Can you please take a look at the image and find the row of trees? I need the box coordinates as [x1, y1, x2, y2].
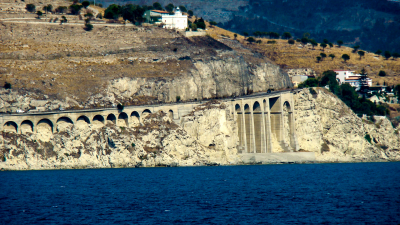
[104, 2, 193, 23]
[298, 71, 389, 116]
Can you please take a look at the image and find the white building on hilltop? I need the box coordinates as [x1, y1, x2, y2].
[333, 70, 372, 90]
[162, 7, 188, 30]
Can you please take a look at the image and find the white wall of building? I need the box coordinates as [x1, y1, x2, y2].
[162, 8, 188, 30]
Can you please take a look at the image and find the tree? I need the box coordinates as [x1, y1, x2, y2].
[375, 50, 382, 55]
[179, 5, 187, 12]
[43, 4, 53, 13]
[282, 32, 292, 39]
[328, 42, 333, 48]
[104, 4, 120, 20]
[117, 103, 124, 111]
[153, 2, 162, 10]
[243, 32, 249, 37]
[209, 21, 217, 26]
[247, 37, 255, 44]
[85, 12, 93, 19]
[298, 78, 319, 88]
[392, 52, 400, 60]
[288, 39, 295, 45]
[191, 23, 197, 31]
[309, 39, 318, 49]
[84, 23, 93, 31]
[329, 54, 335, 60]
[378, 70, 386, 77]
[82, 1, 90, 8]
[234, 34, 237, 39]
[4, 82, 11, 89]
[384, 51, 391, 60]
[36, 11, 43, 19]
[301, 37, 309, 46]
[316, 56, 322, 63]
[269, 32, 280, 39]
[323, 39, 329, 44]
[165, 3, 174, 13]
[358, 50, 365, 59]
[359, 68, 369, 95]
[337, 40, 343, 47]
[256, 40, 262, 44]
[69, 4, 83, 15]
[55, 6, 67, 14]
[26, 4, 35, 13]
[352, 45, 360, 53]
[320, 53, 327, 60]
[320, 43, 327, 51]
[342, 54, 350, 62]
[187, 10, 193, 17]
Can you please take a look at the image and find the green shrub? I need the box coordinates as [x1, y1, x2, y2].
[309, 88, 317, 95]
[84, 23, 93, 31]
[132, 143, 136, 147]
[288, 39, 295, 44]
[26, 4, 36, 13]
[364, 134, 372, 144]
[117, 103, 124, 110]
[4, 82, 11, 89]
[267, 40, 276, 44]
[176, 96, 181, 102]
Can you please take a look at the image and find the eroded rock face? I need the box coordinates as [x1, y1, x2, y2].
[0, 102, 241, 170]
[294, 88, 400, 162]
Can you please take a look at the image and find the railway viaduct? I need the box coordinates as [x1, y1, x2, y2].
[0, 90, 299, 153]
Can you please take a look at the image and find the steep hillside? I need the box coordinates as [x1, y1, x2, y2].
[0, 13, 291, 112]
[206, 24, 400, 86]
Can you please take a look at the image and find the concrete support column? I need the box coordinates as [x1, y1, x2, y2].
[261, 104, 267, 153]
[242, 101, 248, 153]
[250, 110, 256, 153]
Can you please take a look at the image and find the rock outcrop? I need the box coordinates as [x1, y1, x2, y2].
[294, 88, 400, 162]
[0, 101, 241, 170]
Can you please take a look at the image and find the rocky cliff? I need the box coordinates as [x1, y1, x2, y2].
[0, 101, 240, 170]
[294, 88, 400, 162]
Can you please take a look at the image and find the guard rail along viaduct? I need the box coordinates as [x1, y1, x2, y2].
[1, 90, 311, 161]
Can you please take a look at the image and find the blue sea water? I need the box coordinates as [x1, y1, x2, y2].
[1, 162, 400, 224]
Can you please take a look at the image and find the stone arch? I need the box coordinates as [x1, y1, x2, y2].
[77, 115, 90, 124]
[37, 119, 53, 133]
[20, 120, 34, 133]
[244, 104, 251, 153]
[235, 104, 241, 112]
[253, 101, 262, 153]
[263, 99, 268, 111]
[168, 110, 174, 120]
[118, 112, 129, 127]
[107, 114, 116, 125]
[56, 117, 74, 132]
[142, 109, 152, 120]
[93, 115, 105, 123]
[283, 101, 291, 112]
[4, 121, 18, 133]
[130, 111, 140, 127]
[92, 115, 105, 128]
[253, 101, 261, 112]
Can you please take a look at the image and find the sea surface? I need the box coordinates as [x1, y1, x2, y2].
[1, 162, 400, 224]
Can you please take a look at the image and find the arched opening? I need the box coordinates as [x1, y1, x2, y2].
[283, 101, 293, 150]
[77, 116, 90, 124]
[168, 110, 174, 120]
[37, 119, 53, 134]
[130, 111, 140, 127]
[270, 97, 282, 148]
[21, 120, 34, 133]
[107, 114, 116, 125]
[4, 121, 18, 133]
[244, 104, 252, 153]
[56, 117, 74, 132]
[92, 115, 105, 127]
[253, 101, 262, 153]
[142, 109, 152, 120]
[118, 112, 129, 127]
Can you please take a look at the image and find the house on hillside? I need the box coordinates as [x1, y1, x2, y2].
[143, 7, 188, 30]
[333, 70, 372, 90]
[143, 9, 169, 24]
[161, 7, 188, 30]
